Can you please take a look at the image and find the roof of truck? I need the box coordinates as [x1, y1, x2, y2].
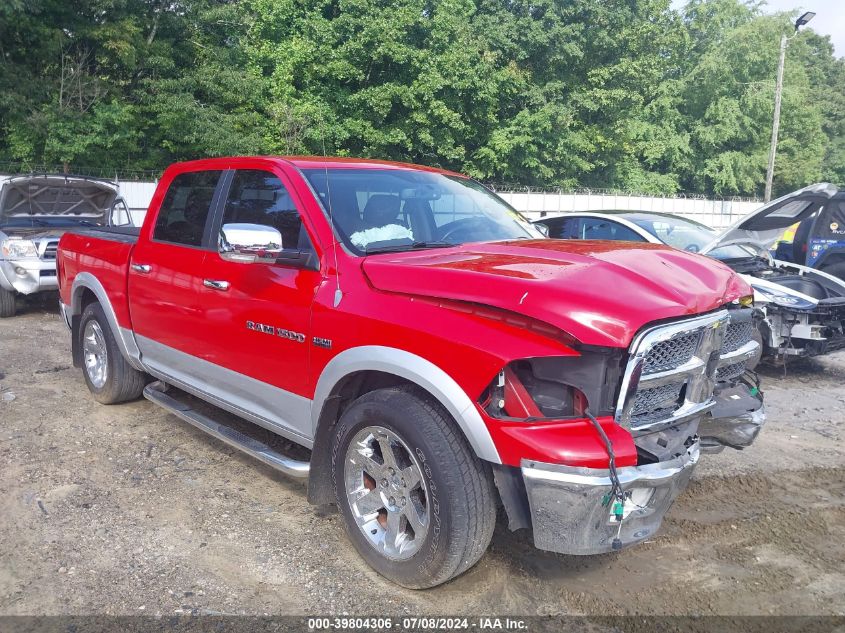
[167, 156, 467, 178]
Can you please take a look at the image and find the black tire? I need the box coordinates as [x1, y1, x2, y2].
[821, 261, 845, 282]
[0, 288, 16, 318]
[79, 302, 146, 404]
[331, 386, 496, 589]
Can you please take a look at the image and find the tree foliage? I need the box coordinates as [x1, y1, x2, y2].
[0, 0, 843, 196]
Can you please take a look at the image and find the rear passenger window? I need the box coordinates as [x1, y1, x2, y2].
[581, 219, 643, 242]
[153, 171, 221, 246]
[221, 170, 313, 253]
[544, 217, 581, 239]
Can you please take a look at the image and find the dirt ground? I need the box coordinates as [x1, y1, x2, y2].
[1, 298, 844, 617]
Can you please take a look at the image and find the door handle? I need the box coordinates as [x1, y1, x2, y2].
[203, 279, 230, 291]
[131, 264, 152, 274]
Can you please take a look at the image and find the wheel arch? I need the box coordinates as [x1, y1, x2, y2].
[306, 346, 501, 505]
[69, 272, 144, 370]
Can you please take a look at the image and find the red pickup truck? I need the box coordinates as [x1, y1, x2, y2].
[57, 157, 764, 588]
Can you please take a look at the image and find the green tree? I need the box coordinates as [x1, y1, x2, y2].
[1, 0, 843, 196]
[677, 1, 828, 196]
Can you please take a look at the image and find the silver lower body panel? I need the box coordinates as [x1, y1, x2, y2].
[521, 444, 699, 555]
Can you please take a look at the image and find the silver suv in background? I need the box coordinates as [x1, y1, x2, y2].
[0, 174, 133, 317]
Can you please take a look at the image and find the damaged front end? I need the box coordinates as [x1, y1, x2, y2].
[761, 298, 845, 358]
[485, 305, 765, 556]
[522, 444, 698, 555]
[700, 377, 765, 452]
[619, 306, 764, 461]
[699, 307, 766, 452]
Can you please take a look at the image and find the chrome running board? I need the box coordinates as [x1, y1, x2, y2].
[143, 380, 310, 478]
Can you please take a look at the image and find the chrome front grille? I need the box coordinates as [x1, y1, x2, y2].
[616, 309, 760, 432]
[630, 381, 685, 416]
[39, 240, 59, 260]
[716, 310, 758, 383]
[642, 332, 700, 374]
[716, 361, 746, 382]
[722, 320, 752, 354]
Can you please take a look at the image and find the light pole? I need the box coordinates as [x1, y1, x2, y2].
[764, 11, 815, 202]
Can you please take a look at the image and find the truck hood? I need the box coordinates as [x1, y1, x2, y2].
[701, 183, 839, 255]
[362, 239, 750, 348]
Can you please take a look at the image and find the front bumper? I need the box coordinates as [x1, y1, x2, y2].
[521, 443, 699, 555]
[699, 381, 765, 452]
[0, 258, 58, 295]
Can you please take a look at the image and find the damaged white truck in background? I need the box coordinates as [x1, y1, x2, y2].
[0, 174, 133, 317]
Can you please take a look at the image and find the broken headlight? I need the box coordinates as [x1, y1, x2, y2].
[480, 350, 626, 421]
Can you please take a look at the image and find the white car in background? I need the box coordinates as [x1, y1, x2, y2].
[534, 187, 845, 363]
[0, 174, 133, 317]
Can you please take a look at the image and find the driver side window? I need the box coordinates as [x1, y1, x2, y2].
[221, 169, 314, 254]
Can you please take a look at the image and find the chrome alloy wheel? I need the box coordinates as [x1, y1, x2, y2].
[344, 426, 430, 560]
[82, 320, 109, 389]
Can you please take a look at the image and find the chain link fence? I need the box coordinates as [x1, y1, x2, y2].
[0, 161, 162, 182]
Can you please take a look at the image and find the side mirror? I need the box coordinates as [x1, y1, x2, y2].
[219, 223, 283, 263]
[535, 223, 550, 237]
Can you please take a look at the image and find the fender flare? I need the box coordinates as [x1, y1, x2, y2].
[312, 345, 501, 464]
[69, 272, 144, 370]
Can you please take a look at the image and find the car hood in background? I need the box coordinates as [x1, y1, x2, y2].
[0, 175, 119, 225]
[0, 227, 68, 240]
[701, 183, 839, 255]
[362, 239, 750, 348]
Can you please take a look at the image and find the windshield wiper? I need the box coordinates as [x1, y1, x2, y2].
[364, 241, 456, 254]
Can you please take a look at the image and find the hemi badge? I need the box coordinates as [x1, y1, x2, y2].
[313, 337, 332, 349]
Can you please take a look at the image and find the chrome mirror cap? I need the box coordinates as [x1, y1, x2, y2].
[218, 223, 283, 263]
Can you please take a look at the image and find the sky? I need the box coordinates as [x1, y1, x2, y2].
[671, 0, 845, 57]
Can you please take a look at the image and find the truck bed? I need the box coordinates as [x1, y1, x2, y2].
[57, 229, 138, 330]
[65, 225, 140, 243]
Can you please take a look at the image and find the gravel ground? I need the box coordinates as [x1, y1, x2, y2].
[1, 298, 844, 616]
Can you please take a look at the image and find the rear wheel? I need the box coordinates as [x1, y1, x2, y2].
[79, 302, 146, 404]
[331, 386, 496, 589]
[0, 288, 16, 318]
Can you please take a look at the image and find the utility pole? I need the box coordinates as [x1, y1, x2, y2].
[764, 11, 815, 202]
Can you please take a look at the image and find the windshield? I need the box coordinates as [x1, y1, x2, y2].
[302, 169, 542, 253]
[628, 215, 753, 261]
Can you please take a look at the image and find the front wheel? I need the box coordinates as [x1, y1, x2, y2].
[332, 387, 496, 589]
[79, 302, 146, 404]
